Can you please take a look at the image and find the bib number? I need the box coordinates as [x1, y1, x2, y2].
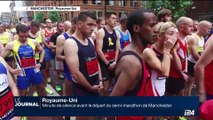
[20, 58, 36, 68]
[0, 89, 14, 116]
[104, 51, 115, 62]
[86, 58, 99, 77]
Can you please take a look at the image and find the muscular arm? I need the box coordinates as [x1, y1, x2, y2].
[110, 56, 141, 96]
[96, 29, 109, 65]
[49, 35, 57, 49]
[115, 31, 121, 62]
[64, 39, 93, 91]
[56, 35, 65, 61]
[187, 36, 200, 61]
[170, 43, 182, 75]
[194, 35, 213, 95]
[0, 57, 19, 96]
[34, 41, 45, 63]
[0, 42, 13, 58]
[143, 48, 171, 77]
[42, 30, 50, 48]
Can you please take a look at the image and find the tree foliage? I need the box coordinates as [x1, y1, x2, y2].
[36, 12, 44, 23]
[48, 11, 62, 23]
[142, 0, 193, 21]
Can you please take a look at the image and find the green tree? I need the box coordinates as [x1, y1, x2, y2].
[142, 0, 193, 21]
[48, 11, 62, 23]
[36, 12, 44, 23]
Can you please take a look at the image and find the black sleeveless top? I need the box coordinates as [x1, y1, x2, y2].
[101, 27, 117, 62]
[71, 36, 99, 85]
[117, 51, 149, 96]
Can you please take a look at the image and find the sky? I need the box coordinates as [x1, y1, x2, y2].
[0, 1, 11, 15]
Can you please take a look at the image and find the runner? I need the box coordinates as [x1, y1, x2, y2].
[63, 21, 71, 32]
[110, 8, 157, 120]
[143, 22, 178, 96]
[194, 34, 213, 103]
[0, 23, 15, 78]
[50, 21, 65, 92]
[1, 24, 46, 97]
[56, 17, 77, 96]
[56, 18, 77, 120]
[28, 20, 46, 96]
[41, 18, 55, 95]
[117, 14, 131, 50]
[64, 11, 103, 120]
[96, 12, 120, 95]
[91, 17, 106, 42]
[186, 20, 212, 96]
[165, 17, 194, 96]
[193, 19, 199, 33]
[0, 57, 19, 120]
[157, 8, 172, 22]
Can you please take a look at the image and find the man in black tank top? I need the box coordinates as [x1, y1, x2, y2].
[96, 12, 121, 95]
[110, 9, 157, 120]
[64, 11, 103, 120]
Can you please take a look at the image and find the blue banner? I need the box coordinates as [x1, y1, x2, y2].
[14, 96, 199, 116]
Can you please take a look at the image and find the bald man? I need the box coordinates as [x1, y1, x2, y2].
[64, 21, 71, 32]
[56, 17, 78, 98]
[165, 17, 194, 96]
[186, 20, 212, 95]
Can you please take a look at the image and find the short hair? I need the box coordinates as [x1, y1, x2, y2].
[77, 11, 96, 22]
[57, 21, 63, 26]
[106, 12, 116, 19]
[45, 18, 51, 23]
[157, 9, 172, 21]
[71, 17, 78, 24]
[176, 16, 193, 29]
[96, 17, 105, 24]
[16, 24, 29, 34]
[159, 22, 176, 34]
[31, 20, 40, 28]
[19, 17, 24, 21]
[120, 14, 127, 23]
[153, 22, 164, 33]
[127, 8, 152, 36]
[198, 20, 212, 28]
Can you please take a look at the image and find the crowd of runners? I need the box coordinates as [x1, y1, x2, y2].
[0, 7, 213, 120]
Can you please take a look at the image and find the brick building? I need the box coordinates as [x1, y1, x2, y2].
[31, 0, 141, 22]
[187, 1, 213, 22]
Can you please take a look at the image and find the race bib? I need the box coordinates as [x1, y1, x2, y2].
[123, 41, 130, 48]
[0, 88, 14, 117]
[20, 58, 36, 68]
[86, 58, 99, 77]
[104, 51, 115, 62]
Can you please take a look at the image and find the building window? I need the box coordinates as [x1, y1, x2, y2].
[130, 0, 138, 7]
[92, 0, 101, 5]
[71, 12, 74, 18]
[98, 11, 102, 18]
[119, 11, 127, 18]
[106, 0, 115, 6]
[92, 10, 97, 17]
[119, 0, 127, 7]
[83, 0, 88, 4]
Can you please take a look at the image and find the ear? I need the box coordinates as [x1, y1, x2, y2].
[133, 24, 140, 33]
[78, 21, 83, 28]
